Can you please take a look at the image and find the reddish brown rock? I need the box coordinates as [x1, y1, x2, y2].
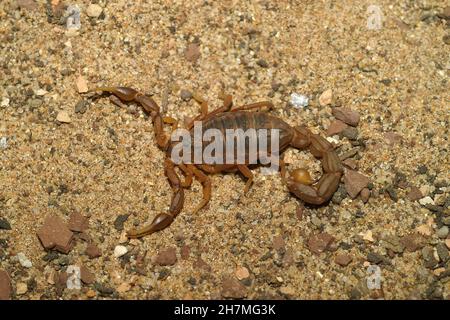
[332, 107, 360, 126]
[221, 277, 247, 299]
[185, 43, 200, 63]
[308, 233, 335, 254]
[180, 245, 190, 260]
[193, 257, 211, 272]
[154, 247, 177, 266]
[407, 186, 423, 201]
[296, 205, 304, 220]
[384, 132, 402, 145]
[0, 270, 12, 300]
[85, 243, 102, 259]
[343, 158, 358, 170]
[360, 188, 371, 203]
[400, 234, 425, 252]
[272, 235, 285, 251]
[16, 0, 38, 11]
[326, 120, 348, 136]
[68, 212, 89, 232]
[80, 266, 95, 284]
[335, 253, 353, 266]
[37, 215, 74, 254]
[282, 248, 295, 266]
[344, 169, 370, 199]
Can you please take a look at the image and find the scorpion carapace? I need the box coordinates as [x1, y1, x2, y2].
[90, 87, 343, 238]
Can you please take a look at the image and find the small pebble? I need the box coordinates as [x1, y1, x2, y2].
[74, 100, 88, 114]
[319, 89, 333, 106]
[307, 233, 334, 254]
[344, 169, 370, 199]
[56, 111, 72, 123]
[436, 226, 449, 239]
[16, 282, 27, 295]
[0, 270, 12, 300]
[335, 253, 352, 266]
[1, 97, 9, 107]
[221, 277, 247, 298]
[117, 282, 131, 294]
[180, 89, 193, 101]
[37, 215, 74, 254]
[360, 188, 370, 203]
[114, 245, 128, 258]
[332, 107, 360, 126]
[419, 196, 434, 206]
[290, 93, 309, 108]
[185, 43, 200, 63]
[326, 120, 348, 136]
[0, 217, 11, 230]
[86, 4, 103, 18]
[341, 127, 359, 140]
[384, 132, 402, 145]
[16, 252, 32, 268]
[68, 212, 89, 232]
[235, 266, 250, 280]
[113, 214, 129, 231]
[416, 224, 432, 237]
[76, 75, 89, 93]
[256, 59, 269, 68]
[280, 286, 295, 296]
[407, 186, 423, 201]
[85, 243, 102, 259]
[154, 247, 177, 266]
[0, 137, 8, 150]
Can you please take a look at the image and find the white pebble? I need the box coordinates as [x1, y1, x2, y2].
[17, 252, 32, 268]
[290, 93, 309, 108]
[114, 245, 128, 258]
[34, 89, 47, 96]
[419, 196, 434, 206]
[1, 97, 9, 107]
[0, 137, 7, 150]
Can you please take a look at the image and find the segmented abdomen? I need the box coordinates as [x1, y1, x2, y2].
[185, 111, 293, 164]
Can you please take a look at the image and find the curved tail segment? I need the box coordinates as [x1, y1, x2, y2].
[288, 126, 343, 205]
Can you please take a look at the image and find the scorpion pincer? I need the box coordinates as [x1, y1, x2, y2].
[89, 87, 343, 238]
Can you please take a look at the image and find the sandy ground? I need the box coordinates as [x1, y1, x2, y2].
[0, 0, 449, 300]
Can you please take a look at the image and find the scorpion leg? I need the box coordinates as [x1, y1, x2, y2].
[187, 164, 212, 214]
[186, 93, 234, 130]
[237, 164, 254, 193]
[127, 159, 184, 238]
[178, 163, 193, 188]
[231, 101, 274, 112]
[287, 127, 343, 205]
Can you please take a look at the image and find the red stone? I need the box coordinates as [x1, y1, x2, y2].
[0, 270, 12, 300]
[308, 233, 335, 254]
[332, 107, 360, 126]
[37, 215, 74, 254]
[326, 120, 348, 136]
[221, 277, 247, 299]
[68, 212, 89, 232]
[154, 247, 177, 266]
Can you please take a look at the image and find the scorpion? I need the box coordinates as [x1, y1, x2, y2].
[89, 86, 343, 238]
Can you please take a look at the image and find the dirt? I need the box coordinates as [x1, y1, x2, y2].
[0, 1, 449, 300]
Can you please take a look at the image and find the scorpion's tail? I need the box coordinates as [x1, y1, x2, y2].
[287, 126, 343, 205]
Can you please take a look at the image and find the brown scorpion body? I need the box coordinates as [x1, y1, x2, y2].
[90, 87, 343, 238]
